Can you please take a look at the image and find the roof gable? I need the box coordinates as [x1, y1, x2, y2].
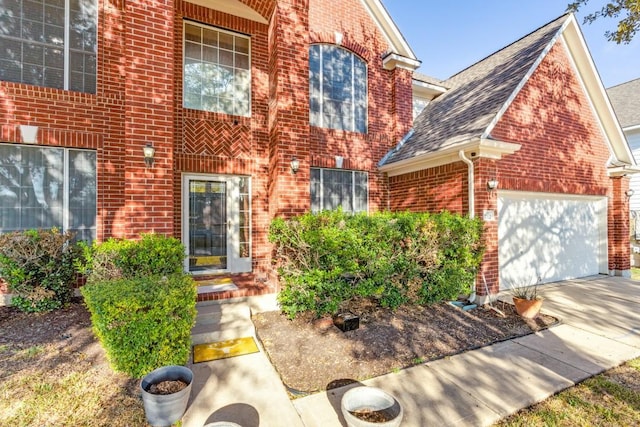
[381, 14, 635, 175]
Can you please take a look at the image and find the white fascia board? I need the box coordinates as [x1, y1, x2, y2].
[188, 0, 268, 23]
[608, 165, 640, 177]
[561, 15, 635, 166]
[412, 79, 448, 99]
[360, 0, 418, 60]
[379, 138, 521, 177]
[624, 124, 640, 133]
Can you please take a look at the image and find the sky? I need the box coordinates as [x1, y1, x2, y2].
[383, 0, 640, 89]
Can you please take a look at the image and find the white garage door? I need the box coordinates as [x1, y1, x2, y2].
[498, 191, 607, 290]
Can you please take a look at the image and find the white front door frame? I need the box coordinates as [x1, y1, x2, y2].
[182, 173, 251, 275]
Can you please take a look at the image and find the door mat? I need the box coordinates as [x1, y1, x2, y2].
[196, 278, 238, 294]
[193, 337, 259, 363]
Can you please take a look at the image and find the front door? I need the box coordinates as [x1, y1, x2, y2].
[183, 174, 251, 274]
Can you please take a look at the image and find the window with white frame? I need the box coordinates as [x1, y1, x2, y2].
[183, 22, 251, 117]
[0, 144, 97, 242]
[0, 0, 97, 93]
[309, 44, 367, 133]
[311, 168, 368, 213]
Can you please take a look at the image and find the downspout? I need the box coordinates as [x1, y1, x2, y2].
[459, 150, 476, 302]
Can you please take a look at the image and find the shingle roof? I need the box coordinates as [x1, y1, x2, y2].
[607, 78, 640, 129]
[413, 72, 449, 89]
[382, 14, 569, 165]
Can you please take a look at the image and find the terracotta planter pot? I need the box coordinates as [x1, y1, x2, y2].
[513, 297, 543, 319]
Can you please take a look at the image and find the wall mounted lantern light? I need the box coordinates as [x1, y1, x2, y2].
[487, 178, 499, 191]
[143, 143, 155, 167]
[290, 156, 300, 174]
[626, 189, 635, 199]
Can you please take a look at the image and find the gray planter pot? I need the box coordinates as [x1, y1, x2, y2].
[341, 386, 403, 427]
[140, 365, 193, 427]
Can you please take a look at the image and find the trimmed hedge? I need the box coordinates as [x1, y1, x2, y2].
[81, 273, 197, 378]
[0, 228, 78, 313]
[77, 233, 185, 284]
[269, 210, 484, 318]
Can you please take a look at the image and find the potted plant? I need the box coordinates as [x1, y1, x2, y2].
[510, 283, 543, 319]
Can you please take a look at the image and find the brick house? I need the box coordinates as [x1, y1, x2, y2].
[382, 14, 635, 301]
[0, 1, 633, 304]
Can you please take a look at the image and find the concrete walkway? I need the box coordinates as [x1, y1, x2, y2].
[183, 276, 640, 427]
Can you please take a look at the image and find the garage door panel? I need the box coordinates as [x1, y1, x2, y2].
[498, 193, 606, 289]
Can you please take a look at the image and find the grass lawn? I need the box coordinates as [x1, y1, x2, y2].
[631, 267, 640, 281]
[495, 358, 640, 426]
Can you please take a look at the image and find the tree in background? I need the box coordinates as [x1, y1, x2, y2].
[568, 0, 640, 43]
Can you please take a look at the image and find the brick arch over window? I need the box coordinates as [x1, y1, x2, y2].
[237, 0, 276, 22]
[309, 31, 372, 63]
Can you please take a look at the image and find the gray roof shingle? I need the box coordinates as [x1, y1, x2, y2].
[382, 14, 568, 165]
[607, 78, 640, 129]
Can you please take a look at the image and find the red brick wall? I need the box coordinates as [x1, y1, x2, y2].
[307, 0, 413, 212]
[0, 0, 127, 241]
[0, 0, 414, 295]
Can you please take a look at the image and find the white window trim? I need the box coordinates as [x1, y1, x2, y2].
[0, 144, 97, 240]
[182, 20, 252, 117]
[310, 44, 368, 133]
[311, 168, 369, 213]
[0, 0, 97, 92]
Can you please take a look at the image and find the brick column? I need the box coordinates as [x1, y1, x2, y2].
[474, 158, 500, 298]
[123, 0, 175, 238]
[268, 0, 310, 218]
[609, 176, 631, 275]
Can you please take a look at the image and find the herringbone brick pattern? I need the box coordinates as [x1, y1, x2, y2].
[182, 118, 252, 158]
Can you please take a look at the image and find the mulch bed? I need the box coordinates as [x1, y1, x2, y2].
[253, 299, 557, 394]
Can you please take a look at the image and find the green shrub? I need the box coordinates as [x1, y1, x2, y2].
[0, 228, 79, 313]
[77, 233, 185, 284]
[81, 273, 197, 378]
[270, 210, 484, 318]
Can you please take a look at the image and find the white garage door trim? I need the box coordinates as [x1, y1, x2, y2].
[498, 190, 608, 290]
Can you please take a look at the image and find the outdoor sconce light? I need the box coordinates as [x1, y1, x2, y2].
[487, 178, 499, 191]
[626, 189, 635, 199]
[143, 143, 155, 167]
[290, 156, 300, 174]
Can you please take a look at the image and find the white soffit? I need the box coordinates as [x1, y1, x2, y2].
[379, 138, 521, 176]
[187, 0, 268, 24]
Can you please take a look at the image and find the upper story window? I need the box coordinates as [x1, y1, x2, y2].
[183, 22, 251, 117]
[311, 168, 368, 214]
[309, 44, 367, 133]
[0, 144, 97, 242]
[0, 0, 97, 93]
